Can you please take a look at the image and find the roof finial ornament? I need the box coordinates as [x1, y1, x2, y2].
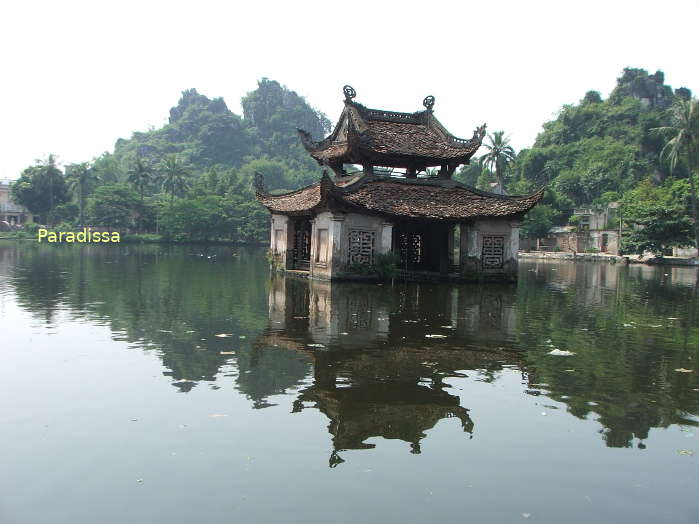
[343, 85, 356, 101]
[423, 95, 435, 110]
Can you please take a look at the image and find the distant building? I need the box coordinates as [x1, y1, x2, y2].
[538, 203, 621, 255]
[255, 86, 543, 282]
[0, 179, 33, 227]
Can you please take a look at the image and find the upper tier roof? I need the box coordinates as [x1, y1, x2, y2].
[254, 172, 544, 221]
[297, 86, 486, 170]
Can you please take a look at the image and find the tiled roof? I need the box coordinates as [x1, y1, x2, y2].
[298, 96, 485, 167]
[339, 178, 543, 219]
[360, 120, 482, 160]
[255, 179, 323, 214]
[255, 172, 544, 220]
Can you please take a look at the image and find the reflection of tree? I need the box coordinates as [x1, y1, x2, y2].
[518, 261, 699, 448]
[5, 242, 698, 453]
[4, 243, 306, 393]
[8, 244, 70, 323]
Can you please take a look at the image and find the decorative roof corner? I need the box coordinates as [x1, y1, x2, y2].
[296, 128, 317, 150]
[253, 171, 267, 197]
[319, 170, 335, 205]
[474, 123, 487, 143]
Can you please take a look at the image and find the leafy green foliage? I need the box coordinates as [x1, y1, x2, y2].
[374, 252, 400, 280]
[480, 131, 515, 192]
[159, 154, 190, 203]
[11, 155, 68, 224]
[65, 162, 98, 226]
[620, 180, 694, 254]
[508, 68, 697, 253]
[158, 196, 230, 241]
[86, 184, 139, 229]
[520, 204, 560, 239]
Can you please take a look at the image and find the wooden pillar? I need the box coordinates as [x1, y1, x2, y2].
[439, 223, 449, 277]
[439, 164, 449, 179]
[406, 166, 417, 178]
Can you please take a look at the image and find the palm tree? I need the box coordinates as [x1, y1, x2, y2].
[480, 131, 516, 194]
[66, 162, 96, 226]
[653, 98, 699, 251]
[159, 154, 190, 204]
[128, 156, 153, 232]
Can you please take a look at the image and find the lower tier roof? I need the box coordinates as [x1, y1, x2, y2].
[255, 172, 544, 220]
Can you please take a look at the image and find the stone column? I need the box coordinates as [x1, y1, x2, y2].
[379, 221, 393, 255]
[284, 217, 295, 269]
[328, 214, 346, 278]
[460, 222, 480, 278]
[505, 222, 521, 280]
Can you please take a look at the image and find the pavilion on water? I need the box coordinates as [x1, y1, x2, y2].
[255, 86, 543, 282]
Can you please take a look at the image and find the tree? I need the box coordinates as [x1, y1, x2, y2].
[159, 155, 190, 204]
[652, 97, 699, 250]
[158, 196, 230, 241]
[620, 180, 694, 255]
[86, 184, 138, 229]
[11, 155, 68, 224]
[520, 204, 559, 239]
[480, 131, 516, 193]
[66, 162, 98, 226]
[127, 156, 154, 232]
[91, 152, 124, 183]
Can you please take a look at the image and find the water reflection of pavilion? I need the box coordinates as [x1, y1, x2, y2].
[257, 276, 525, 465]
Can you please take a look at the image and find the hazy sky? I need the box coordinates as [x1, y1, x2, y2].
[2, 0, 697, 179]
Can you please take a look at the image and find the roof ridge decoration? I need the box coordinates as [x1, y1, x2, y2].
[297, 85, 488, 171]
[343, 85, 356, 101]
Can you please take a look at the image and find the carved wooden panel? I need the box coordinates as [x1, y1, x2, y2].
[349, 230, 375, 264]
[398, 232, 422, 266]
[482, 236, 504, 269]
[293, 221, 312, 270]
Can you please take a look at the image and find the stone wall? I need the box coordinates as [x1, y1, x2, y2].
[460, 219, 519, 282]
[270, 214, 293, 269]
[310, 212, 392, 279]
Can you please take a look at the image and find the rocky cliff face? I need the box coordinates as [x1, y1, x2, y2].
[610, 68, 691, 109]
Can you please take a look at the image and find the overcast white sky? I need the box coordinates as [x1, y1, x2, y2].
[1, 0, 697, 179]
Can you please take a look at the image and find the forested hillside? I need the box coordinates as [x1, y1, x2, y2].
[12, 79, 331, 241]
[11, 69, 698, 252]
[490, 68, 696, 248]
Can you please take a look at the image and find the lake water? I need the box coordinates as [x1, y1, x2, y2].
[1, 242, 697, 524]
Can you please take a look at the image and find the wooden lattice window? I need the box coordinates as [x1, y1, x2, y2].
[349, 230, 375, 264]
[482, 236, 505, 269]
